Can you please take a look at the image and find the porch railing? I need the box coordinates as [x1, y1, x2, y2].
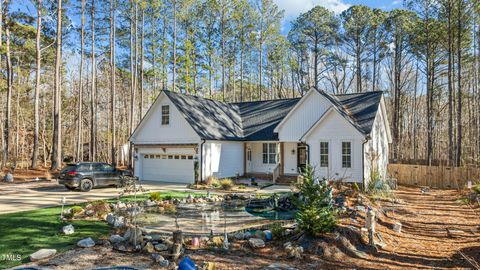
[272, 163, 280, 183]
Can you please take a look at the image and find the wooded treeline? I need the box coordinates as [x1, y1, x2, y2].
[0, 0, 479, 171]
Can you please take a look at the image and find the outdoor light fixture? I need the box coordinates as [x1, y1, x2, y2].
[291, 149, 296, 155]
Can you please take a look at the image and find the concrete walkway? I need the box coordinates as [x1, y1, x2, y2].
[0, 180, 290, 214]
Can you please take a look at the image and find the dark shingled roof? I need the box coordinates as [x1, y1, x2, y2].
[164, 89, 383, 141]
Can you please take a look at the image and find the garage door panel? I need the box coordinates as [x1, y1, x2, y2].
[142, 154, 194, 183]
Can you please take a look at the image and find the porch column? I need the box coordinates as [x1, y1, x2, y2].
[280, 142, 284, 176]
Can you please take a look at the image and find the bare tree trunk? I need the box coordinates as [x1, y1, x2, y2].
[162, 4, 167, 90]
[32, 0, 42, 168]
[447, 0, 454, 166]
[221, 0, 225, 101]
[139, 8, 144, 119]
[172, 0, 176, 91]
[456, 2, 462, 166]
[76, 0, 85, 162]
[51, 0, 63, 170]
[90, 0, 96, 161]
[2, 11, 12, 169]
[110, 0, 116, 165]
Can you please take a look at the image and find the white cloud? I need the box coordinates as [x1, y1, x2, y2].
[274, 0, 351, 19]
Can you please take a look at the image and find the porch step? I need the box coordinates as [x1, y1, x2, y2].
[275, 175, 299, 185]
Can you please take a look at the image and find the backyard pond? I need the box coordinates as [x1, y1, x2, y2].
[137, 199, 295, 236]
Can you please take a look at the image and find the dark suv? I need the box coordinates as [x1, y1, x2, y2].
[59, 162, 133, 192]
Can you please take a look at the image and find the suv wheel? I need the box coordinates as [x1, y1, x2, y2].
[80, 179, 93, 192]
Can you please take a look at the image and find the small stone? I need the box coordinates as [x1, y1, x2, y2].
[113, 216, 126, 228]
[155, 243, 168, 251]
[144, 235, 153, 241]
[149, 234, 164, 241]
[62, 224, 75, 235]
[244, 232, 252, 239]
[159, 259, 170, 268]
[77, 237, 95, 248]
[234, 232, 245, 240]
[29, 249, 57, 262]
[151, 253, 164, 263]
[248, 238, 265, 248]
[4, 173, 13, 183]
[262, 263, 298, 270]
[146, 200, 157, 207]
[393, 222, 402, 233]
[106, 213, 116, 225]
[144, 242, 155, 253]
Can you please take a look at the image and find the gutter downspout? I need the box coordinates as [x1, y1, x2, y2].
[199, 139, 206, 184]
[362, 135, 371, 191]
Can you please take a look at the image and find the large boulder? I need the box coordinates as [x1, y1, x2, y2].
[62, 224, 75, 235]
[77, 237, 95, 248]
[126, 227, 144, 245]
[29, 249, 56, 262]
[4, 172, 13, 183]
[248, 238, 265, 249]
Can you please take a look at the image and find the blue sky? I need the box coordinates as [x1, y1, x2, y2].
[275, 0, 404, 33]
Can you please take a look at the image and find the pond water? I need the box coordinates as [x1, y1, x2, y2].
[137, 200, 294, 235]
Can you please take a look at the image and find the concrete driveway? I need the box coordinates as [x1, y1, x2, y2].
[0, 181, 196, 214]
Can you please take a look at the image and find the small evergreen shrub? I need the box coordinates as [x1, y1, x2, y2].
[70, 206, 83, 216]
[293, 165, 336, 236]
[271, 223, 286, 240]
[149, 191, 162, 201]
[473, 184, 480, 194]
[220, 178, 234, 190]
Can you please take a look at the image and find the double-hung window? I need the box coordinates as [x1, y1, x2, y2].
[342, 141, 352, 168]
[320, 142, 329, 167]
[161, 105, 170, 125]
[262, 143, 277, 164]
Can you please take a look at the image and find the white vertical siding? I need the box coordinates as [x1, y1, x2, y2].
[283, 142, 298, 175]
[202, 141, 244, 179]
[305, 111, 364, 183]
[277, 90, 331, 141]
[130, 93, 200, 144]
[364, 101, 390, 184]
[249, 142, 279, 174]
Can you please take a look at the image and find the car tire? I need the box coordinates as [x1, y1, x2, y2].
[65, 185, 77, 191]
[80, 179, 93, 192]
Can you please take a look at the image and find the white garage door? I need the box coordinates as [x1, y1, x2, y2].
[142, 153, 195, 183]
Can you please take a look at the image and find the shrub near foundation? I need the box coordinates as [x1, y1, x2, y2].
[220, 178, 234, 190]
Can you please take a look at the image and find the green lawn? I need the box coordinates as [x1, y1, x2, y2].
[0, 190, 202, 269]
[0, 206, 110, 269]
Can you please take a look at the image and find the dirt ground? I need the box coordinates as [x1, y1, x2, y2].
[17, 186, 480, 270]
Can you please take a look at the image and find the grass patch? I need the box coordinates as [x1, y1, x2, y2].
[0, 206, 110, 269]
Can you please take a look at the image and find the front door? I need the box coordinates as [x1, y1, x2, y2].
[297, 144, 307, 173]
[246, 147, 252, 173]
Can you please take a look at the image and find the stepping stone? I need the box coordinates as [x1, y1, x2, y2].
[29, 249, 57, 262]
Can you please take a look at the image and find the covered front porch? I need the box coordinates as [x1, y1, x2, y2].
[244, 142, 307, 183]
